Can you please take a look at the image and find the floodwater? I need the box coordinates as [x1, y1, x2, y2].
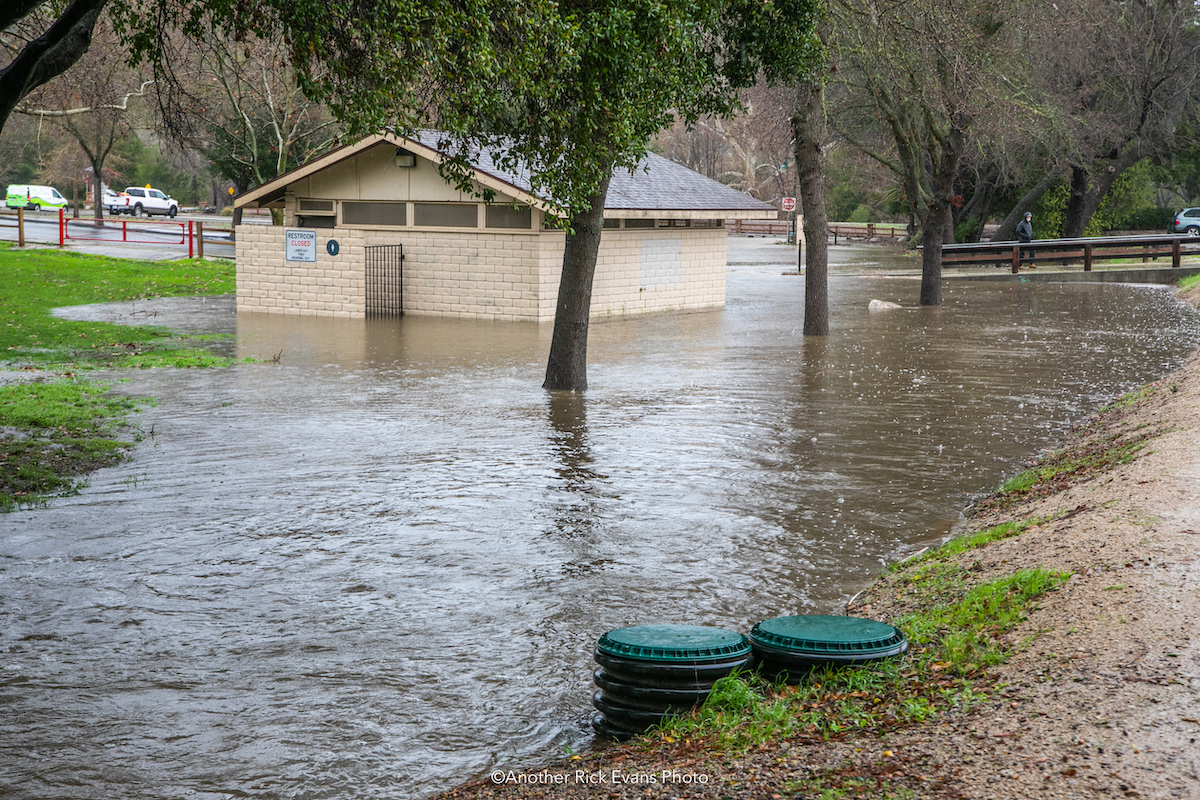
[4, 240, 1200, 799]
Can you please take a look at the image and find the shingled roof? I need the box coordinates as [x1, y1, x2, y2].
[412, 131, 774, 213]
[237, 130, 776, 217]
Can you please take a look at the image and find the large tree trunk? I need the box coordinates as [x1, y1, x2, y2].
[920, 201, 947, 306]
[89, 153, 105, 223]
[793, 81, 828, 337]
[920, 125, 964, 306]
[543, 175, 611, 391]
[1061, 145, 1140, 238]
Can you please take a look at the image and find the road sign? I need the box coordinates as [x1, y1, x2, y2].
[782, 197, 796, 212]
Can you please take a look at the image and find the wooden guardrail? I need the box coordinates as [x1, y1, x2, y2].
[725, 219, 909, 242]
[940, 234, 1200, 273]
[826, 222, 907, 243]
[726, 219, 790, 235]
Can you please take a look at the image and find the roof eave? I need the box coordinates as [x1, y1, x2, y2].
[233, 132, 555, 213]
[604, 208, 778, 220]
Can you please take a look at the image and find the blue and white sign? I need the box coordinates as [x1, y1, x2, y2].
[326, 239, 340, 256]
[285, 229, 317, 262]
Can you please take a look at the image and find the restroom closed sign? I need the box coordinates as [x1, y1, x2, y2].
[285, 230, 318, 262]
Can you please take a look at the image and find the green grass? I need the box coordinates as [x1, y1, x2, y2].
[0, 379, 148, 510]
[1179, 272, 1200, 291]
[0, 245, 237, 509]
[892, 519, 1038, 568]
[994, 425, 1157, 504]
[656, 558, 1068, 752]
[0, 244, 234, 368]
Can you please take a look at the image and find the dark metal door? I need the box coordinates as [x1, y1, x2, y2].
[365, 244, 404, 317]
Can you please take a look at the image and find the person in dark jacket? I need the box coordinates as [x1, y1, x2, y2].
[1016, 211, 1036, 269]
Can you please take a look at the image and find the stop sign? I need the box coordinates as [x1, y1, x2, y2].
[781, 197, 796, 212]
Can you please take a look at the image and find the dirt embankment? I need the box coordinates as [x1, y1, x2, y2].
[439, 288, 1200, 800]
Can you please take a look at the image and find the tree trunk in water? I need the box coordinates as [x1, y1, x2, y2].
[793, 82, 828, 337]
[991, 175, 1055, 241]
[920, 127, 963, 306]
[543, 175, 611, 391]
[920, 200, 946, 306]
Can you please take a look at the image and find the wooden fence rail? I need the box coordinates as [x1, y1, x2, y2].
[724, 219, 909, 241]
[939, 234, 1200, 273]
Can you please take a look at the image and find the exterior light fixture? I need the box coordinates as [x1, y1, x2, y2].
[394, 149, 416, 168]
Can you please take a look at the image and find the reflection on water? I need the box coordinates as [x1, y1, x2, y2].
[8, 244, 1200, 799]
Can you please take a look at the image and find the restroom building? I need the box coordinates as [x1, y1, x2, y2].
[233, 131, 777, 321]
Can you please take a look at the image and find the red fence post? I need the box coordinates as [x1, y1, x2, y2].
[58, 208, 64, 246]
[17, 208, 24, 247]
[188, 220, 194, 258]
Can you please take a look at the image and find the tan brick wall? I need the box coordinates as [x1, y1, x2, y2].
[236, 227, 367, 318]
[236, 225, 726, 321]
[535, 227, 727, 321]
[367, 229, 542, 321]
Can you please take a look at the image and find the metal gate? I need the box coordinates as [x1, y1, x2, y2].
[365, 244, 404, 317]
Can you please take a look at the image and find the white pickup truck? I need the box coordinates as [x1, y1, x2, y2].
[107, 186, 179, 218]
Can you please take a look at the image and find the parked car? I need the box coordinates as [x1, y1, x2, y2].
[1171, 207, 1200, 235]
[5, 184, 68, 211]
[110, 186, 179, 217]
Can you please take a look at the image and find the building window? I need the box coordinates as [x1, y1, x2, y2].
[624, 218, 655, 229]
[344, 201, 407, 227]
[603, 218, 621, 229]
[414, 203, 478, 228]
[485, 204, 532, 229]
[298, 198, 334, 213]
[297, 215, 336, 229]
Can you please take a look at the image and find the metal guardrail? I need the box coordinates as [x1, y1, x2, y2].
[940, 234, 1200, 273]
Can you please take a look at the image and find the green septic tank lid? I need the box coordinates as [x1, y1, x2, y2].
[597, 624, 751, 662]
[750, 615, 906, 657]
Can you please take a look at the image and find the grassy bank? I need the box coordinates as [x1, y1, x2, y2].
[0, 245, 236, 510]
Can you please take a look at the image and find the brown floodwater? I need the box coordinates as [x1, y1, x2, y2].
[4, 240, 1199, 798]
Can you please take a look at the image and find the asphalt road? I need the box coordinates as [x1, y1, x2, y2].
[0, 210, 238, 260]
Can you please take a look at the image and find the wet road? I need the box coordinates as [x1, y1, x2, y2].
[3, 239, 1199, 798]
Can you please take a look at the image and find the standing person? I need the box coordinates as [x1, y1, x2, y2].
[1016, 211, 1036, 269]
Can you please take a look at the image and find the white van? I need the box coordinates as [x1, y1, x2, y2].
[5, 184, 68, 210]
